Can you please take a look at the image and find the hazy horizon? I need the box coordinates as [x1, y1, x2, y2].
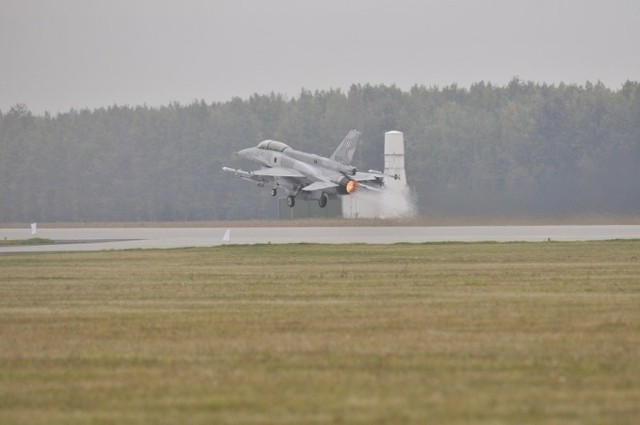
[2, 0, 639, 114]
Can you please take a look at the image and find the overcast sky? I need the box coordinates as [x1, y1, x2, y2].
[1, 0, 639, 114]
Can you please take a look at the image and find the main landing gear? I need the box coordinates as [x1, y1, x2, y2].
[284, 193, 327, 208]
[318, 193, 328, 208]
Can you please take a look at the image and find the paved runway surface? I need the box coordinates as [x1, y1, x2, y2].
[1, 225, 639, 253]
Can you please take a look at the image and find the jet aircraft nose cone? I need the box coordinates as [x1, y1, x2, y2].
[236, 148, 250, 159]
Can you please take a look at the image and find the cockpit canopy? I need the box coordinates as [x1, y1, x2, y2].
[257, 140, 290, 152]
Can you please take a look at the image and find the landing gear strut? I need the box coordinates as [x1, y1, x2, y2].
[286, 195, 296, 208]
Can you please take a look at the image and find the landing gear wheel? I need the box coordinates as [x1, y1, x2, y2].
[270, 188, 277, 197]
[286, 195, 296, 208]
[318, 193, 328, 208]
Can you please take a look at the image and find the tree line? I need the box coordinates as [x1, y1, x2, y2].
[1, 79, 639, 222]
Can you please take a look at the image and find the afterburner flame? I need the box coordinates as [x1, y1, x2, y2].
[346, 180, 358, 194]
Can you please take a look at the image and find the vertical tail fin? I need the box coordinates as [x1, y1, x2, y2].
[330, 129, 360, 165]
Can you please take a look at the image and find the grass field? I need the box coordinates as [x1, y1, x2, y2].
[1, 241, 639, 424]
[0, 238, 54, 246]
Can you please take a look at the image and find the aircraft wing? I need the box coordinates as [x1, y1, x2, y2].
[301, 181, 339, 192]
[252, 167, 306, 178]
[222, 166, 304, 187]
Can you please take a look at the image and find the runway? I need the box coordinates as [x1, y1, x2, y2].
[1, 225, 639, 253]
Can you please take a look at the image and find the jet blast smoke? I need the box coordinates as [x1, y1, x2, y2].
[348, 183, 417, 219]
[378, 184, 417, 219]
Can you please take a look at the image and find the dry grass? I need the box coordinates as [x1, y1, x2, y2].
[0, 238, 54, 246]
[1, 241, 639, 424]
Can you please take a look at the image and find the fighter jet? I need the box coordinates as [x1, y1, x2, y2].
[222, 130, 398, 208]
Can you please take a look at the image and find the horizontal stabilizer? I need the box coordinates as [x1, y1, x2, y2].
[352, 171, 382, 182]
[368, 169, 400, 180]
[358, 183, 383, 192]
